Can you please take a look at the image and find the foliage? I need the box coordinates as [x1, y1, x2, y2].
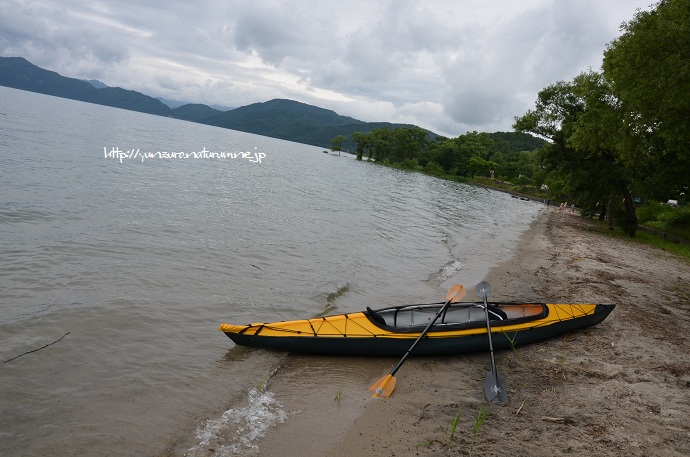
[329, 135, 347, 153]
[399, 158, 420, 170]
[637, 202, 690, 239]
[513, 76, 640, 232]
[345, 127, 543, 183]
[603, 0, 690, 158]
[513, 0, 690, 236]
[424, 161, 444, 176]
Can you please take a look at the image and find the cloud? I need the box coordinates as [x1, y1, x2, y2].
[0, 1, 129, 76]
[0, 0, 654, 137]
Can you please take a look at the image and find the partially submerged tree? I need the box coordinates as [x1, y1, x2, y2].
[329, 135, 348, 156]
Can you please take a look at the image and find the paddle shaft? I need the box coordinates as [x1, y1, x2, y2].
[479, 281, 508, 404]
[370, 284, 465, 397]
[482, 293, 498, 378]
[387, 297, 454, 377]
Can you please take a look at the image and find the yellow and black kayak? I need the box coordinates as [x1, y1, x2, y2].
[219, 302, 615, 356]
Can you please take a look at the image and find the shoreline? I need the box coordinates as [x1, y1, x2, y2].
[258, 209, 690, 457]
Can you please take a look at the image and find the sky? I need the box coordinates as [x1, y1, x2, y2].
[0, 0, 654, 137]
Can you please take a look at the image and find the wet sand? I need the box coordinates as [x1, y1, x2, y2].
[259, 209, 690, 457]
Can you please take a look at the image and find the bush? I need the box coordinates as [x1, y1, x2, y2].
[637, 201, 666, 224]
[638, 202, 690, 228]
[424, 161, 444, 176]
[515, 175, 534, 186]
[399, 158, 419, 170]
[667, 206, 690, 228]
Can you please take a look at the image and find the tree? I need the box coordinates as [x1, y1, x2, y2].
[603, 0, 690, 202]
[568, 71, 640, 234]
[329, 135, 347, 156]
[467, 156, 499, 178]
[603, 0, 690, 152]
[514, 76, 640, 234]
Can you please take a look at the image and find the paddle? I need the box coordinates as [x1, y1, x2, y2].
[369, 284, 466, 398]
[476, 281, 509, 405]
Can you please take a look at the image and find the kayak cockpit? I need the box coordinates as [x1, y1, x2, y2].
[366, 302, 547, 332]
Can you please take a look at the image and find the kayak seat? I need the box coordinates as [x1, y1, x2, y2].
[487, 305, 508, 320]
[366, 307, 388, 326]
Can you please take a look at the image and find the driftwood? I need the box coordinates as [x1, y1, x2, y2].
[4, 332, 70, 363]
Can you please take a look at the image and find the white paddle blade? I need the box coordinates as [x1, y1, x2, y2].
[484, 371, 508, 405]
[475, 281, 491, 300]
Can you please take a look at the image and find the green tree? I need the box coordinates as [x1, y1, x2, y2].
[603, 0, 690, 201]
[569, 70, 640, 234]
[513, 77, 637, 231]
[350, 131, 369, 160]
[603, 0, 690, 152]
[389, 127, 430, 163]
[329, 135, 348, 156]
[467, 156, 499, 178]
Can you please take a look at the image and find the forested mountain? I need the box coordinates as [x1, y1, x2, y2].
[196, 99, 425, 146]
[0, 56, 543, 157]
[0, 57, 171, 116]
[0, 56, 433, 148]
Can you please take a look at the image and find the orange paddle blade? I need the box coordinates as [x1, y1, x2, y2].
[447, 284, 466, 303]
[369, 374, 396, 398]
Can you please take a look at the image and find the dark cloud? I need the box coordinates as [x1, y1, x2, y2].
[0, 1, 129, 75]
[0, 0, 653, 137]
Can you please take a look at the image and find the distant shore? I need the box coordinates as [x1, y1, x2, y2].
[258, 208, 690, 457]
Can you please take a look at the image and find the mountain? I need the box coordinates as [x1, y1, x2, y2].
[0, 57, 171, 116]
[171, 103, 224, 122]
[158, 97, 234, 111]
[189, 99, 430, 146]
[0, 56, 425, 148]
[0, 57, 543, 152]
[84, 79, 108, 89]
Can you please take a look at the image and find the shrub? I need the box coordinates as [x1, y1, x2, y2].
[425, 161, 444, 176]
[399, 158, 419, 170]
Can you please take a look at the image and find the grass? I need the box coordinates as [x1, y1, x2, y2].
[586, 218, 690, 262]
[334, 377, 345, 402]
[257, 378, 267, 392]
[469, 406, 492, 456]
[635, 230, 690, 261]
[502, 331, 520, 358]
[448, 410, 462, 445]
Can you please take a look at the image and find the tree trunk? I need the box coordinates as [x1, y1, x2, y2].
[621, 187, 638, 236]
[606, 194, 615, 230]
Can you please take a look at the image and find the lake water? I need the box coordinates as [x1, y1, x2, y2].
[0, 85, 543, 456]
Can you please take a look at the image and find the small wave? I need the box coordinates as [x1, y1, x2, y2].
[0, 208, 54, 224]
[319, 283, 350, 316]
[440, 260, 465, 280]
[427, 259, 465, 285]
[326, 283, 350, 305]
[186, 388, 287, 457]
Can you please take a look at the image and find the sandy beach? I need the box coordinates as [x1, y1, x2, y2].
[258, 208, 690, 457]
